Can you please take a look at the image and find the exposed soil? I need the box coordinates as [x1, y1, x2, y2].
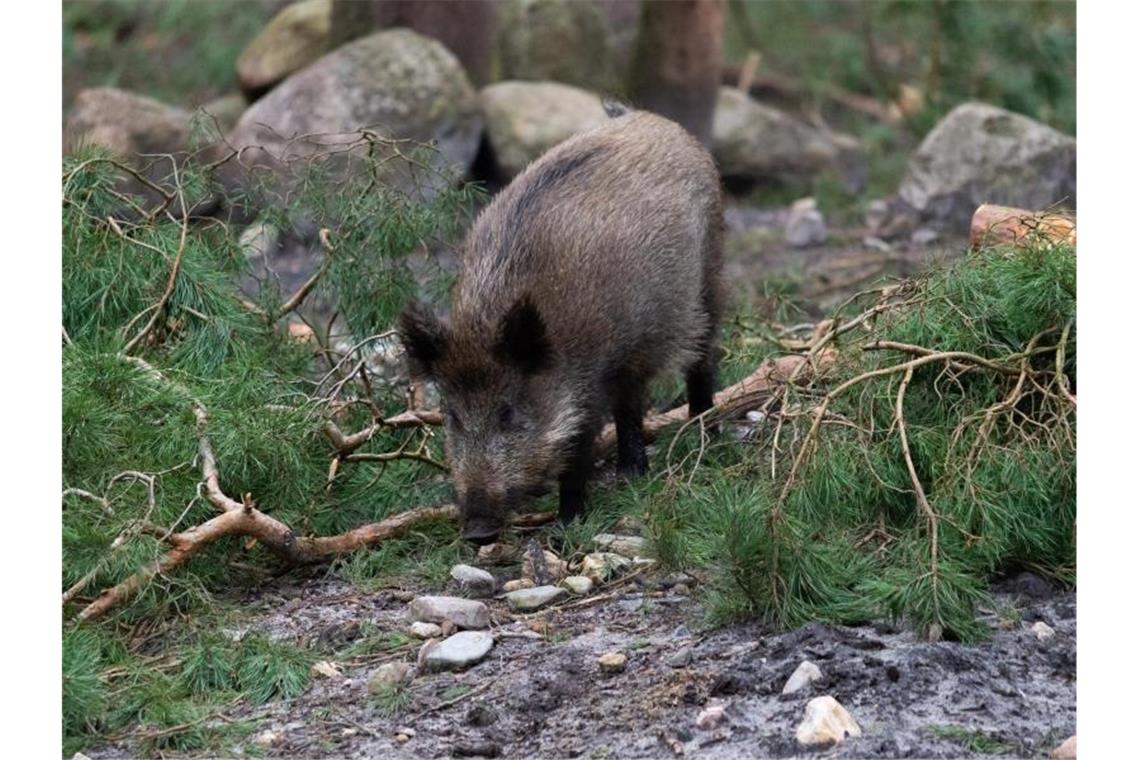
[84, 567, 1074, 759]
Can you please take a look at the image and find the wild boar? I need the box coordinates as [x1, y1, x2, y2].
[398, 105, 723, 544]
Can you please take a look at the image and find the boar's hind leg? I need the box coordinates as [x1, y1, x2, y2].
[558, 430, 597, 524]
[614, 377, 649, 479]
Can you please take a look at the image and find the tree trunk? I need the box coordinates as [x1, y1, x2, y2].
[330, 0, 498, 85]
[627, 0, 726, 146]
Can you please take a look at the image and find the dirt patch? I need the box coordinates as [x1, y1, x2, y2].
[84, 569, 1074, 759]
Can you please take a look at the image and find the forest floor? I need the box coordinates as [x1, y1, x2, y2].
[82, 566, 1074, 759]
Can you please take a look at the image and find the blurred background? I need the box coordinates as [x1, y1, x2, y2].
[61, 0, 1076, 313]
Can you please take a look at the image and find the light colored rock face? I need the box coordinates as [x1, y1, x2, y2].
[593, 533, 649, 559]
[236, 0, 331, 98]
[408, 596, 490, 629]
[199, 93, 248, 135]
[65, 88, 192, 159]
[421, 631, 495, 672]
[450, 564, 496, 598]
[505, 584, 567, 612]
[795, 695, 862, 747]
[561, 576, 594, 595]
[496, 0, 615, 92]
[228, 29, 482, 186]
[898, 102, 1076, 229]
[782, 660, 823, 694]
[480, 81, 609, 178]
[712, 87, 839, 179]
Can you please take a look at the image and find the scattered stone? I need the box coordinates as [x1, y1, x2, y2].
[795, 695, 862, 747]
[422, 631, 495, 672]
[598, 651, 628, 674]
[506, 584, 568, 612]
[522, 546, 568, 583]
[667, 647, 693, 668]
[450, 564, 496, 598]
[478, 542, 518, 564]
[310, 660, 343, 679]
[396, 733, 410, 744]
[503, 578, 535, 593]
[865, 198, 892, 231]
[408, 621, 443, 639]
[440, 620, 458, 637]
[898, 102, 1076, 229]
[713, 87, 840, 180]
[367, 662, 412, 693]
[496, 0, 615, 91]
[593, 533, 650, 558]
[408, 595, 490, 630]
[236, 0, 331, 98]
[910, 227, 940, 245]
[782, 660, 824, 695]
[227, 29, 482, 195]
[71, 754, 93, 760]
[396, 727, 416, 738]
[1050, 734, 1076, 760]
[1032, 621, 1056, 641]
[696, 703, 726, 730]
[745, 410, 766, 423]
[672, 583, 690, 596]
[65, 87, 192, 161]
[254, 729, 283, 747]
[390, 589, 416, 602]
[579, 552, 632, 583]
[453, 739, 503, 758]
[480, 81, 609, 178]
[561, 575, 594, 595]
[784, 198, 828, 248]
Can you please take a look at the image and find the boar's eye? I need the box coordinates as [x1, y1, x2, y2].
[498, 404, 514, 430]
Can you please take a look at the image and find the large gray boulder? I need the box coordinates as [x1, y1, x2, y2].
[480, 81, 609, 178]
[65, 87, 193, 159]
[227, 29, 482, 192]
[711, 87, 840, 180]
[497, 0, 615, 92]
[898, 102, 1076, 229]
[236, 0, 331, 99]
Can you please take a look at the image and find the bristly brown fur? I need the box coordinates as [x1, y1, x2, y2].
[399, 109, 724, 541]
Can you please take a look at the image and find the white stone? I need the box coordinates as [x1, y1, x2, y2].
[522, 548, 568, 582]
[696, 704, 726, 730]
[598, 651, 627, 674]
[561, 575, 594, 595]
[422, 631, 495, 672]
[785, 198, 828, 248]
[408, 621, 443, 639]
[450, 563, 496, 598]
[795, 695, 861, 747]
[310, 660, 342, 679]
[408, 595, 490, 629]
[782, 660, 823, 695]
[503, 578, 535, 592]
[506, 584, 568, 612]
[1032, 621, 1056, 641]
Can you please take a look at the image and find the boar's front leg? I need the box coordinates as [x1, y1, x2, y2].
[613, 377, 649, 479]
[558, 428, 597, 524]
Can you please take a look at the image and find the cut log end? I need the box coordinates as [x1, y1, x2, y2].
[969, 204, 1075, 251]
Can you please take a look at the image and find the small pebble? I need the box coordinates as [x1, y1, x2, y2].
[506, 584, 567, 612]
[367, 662, 412, 693]
[598, 651, 628, 674]
[450, 564, 496, 598]
[782, 660, 823, 695]
[1050, 734, 1076, 760]
[561, 575, 594, 595]
[667, 647, 693, 668]
[1032, 621, 1056, 640]
[795, 695, 861, 747]
[503, 578, 535, 593]
[409, 621, 443, 639]
[696, 704, 726, 730]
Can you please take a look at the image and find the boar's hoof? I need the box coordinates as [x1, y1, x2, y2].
[463, 525, 501, 546]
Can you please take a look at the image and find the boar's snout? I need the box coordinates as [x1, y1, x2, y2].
[460, 488, 505, 545]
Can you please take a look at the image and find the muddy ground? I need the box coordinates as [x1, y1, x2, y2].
[85, 566, 1075, 759]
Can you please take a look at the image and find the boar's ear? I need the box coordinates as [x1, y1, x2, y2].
[398, 301, 448, 379]
[495, 297, 551, 374]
